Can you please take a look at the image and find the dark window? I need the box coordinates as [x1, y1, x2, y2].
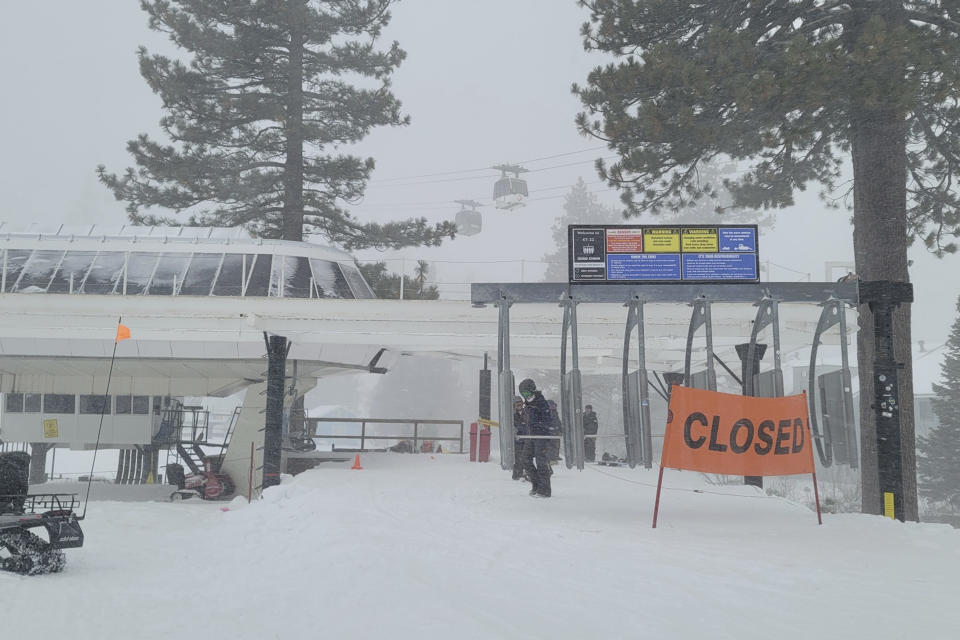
[43, 394, 76, 414]
[180, 253, 223, 295]
[116, 395, 149, 415]
[48, 251, 98, 293]
[24, 394, 41, 413]
[132, 396, 149, 415]
[125, 252, 161, 295]
[339, 262, 375, 299]
[212, 253, 251, 296]
[244, 254, 272, 297]
[79, 395, 111, 415]
[6, 393, 23, 413]
[13, 250, 64, 292]
[84, 252, 126, 294]
[148, 253, 191, 295]
[310, 260, 352, 298]
[3, 250, 32, 292]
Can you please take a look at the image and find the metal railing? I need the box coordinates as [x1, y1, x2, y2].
[155, 407, 211, 445]
[305, 417, 465, 454]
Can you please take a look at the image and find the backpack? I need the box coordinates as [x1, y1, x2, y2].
[547, 403, 562, 435]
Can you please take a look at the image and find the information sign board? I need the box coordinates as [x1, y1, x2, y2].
[569, 224, 759, 283]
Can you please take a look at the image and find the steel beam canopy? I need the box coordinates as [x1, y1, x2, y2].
[472, 282, 859, 306]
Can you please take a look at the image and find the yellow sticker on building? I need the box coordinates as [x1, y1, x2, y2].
[642, 227, 680, 252]
[883, 492, 895, 519]
[43, 418, 59, 438]
[681, 228, 719, 252]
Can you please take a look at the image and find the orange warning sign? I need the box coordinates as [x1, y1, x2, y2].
[661, 386, 815, 477]
[605, 228, 643, 253]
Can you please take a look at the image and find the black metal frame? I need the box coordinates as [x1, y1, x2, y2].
[566, 224, 761, 284]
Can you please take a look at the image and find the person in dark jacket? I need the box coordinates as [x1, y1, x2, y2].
[518, 378, 552, 498]
[582, 404, 599, 462]
[512, 395, 527, 480]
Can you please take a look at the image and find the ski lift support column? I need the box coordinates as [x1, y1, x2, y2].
[495, 296, 515, 471]
[623, 297, 653, 469]
[740, 297, 784, 488]
[683, 298, 718, 391]
[560, 298, 585, 470]
[808, 297, 857, 468]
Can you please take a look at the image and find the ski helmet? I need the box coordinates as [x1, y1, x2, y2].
[518, 378, 536, 395]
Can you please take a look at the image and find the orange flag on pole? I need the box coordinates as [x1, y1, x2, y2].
[115, 324, 131, 342]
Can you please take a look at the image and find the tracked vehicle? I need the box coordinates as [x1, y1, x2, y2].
[0, 452, 84, 575]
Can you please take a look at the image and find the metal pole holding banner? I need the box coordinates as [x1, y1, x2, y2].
[652, 466, 666, 529]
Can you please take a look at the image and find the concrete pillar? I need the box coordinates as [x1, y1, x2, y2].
[29, 443, 52, 484]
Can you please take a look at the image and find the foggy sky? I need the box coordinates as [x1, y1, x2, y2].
[0, 0, 956, 389]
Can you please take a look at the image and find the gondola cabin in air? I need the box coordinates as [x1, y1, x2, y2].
[491, 164, 529, 211]
[454, 199, 484, 236]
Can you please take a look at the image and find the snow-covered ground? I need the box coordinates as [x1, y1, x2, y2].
[2, 453, 958, 639]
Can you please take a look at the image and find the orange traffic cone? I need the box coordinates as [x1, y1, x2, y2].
[351, 454, 363, 470]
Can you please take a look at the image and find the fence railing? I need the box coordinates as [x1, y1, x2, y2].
[305, 417, 464, 454]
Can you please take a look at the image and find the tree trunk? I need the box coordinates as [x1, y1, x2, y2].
[282, 10, 305, 242]
[851, 105, 918, 521]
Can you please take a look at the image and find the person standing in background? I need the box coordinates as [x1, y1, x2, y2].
[518, 378, 552, 498]
[582, 404, 599, 463]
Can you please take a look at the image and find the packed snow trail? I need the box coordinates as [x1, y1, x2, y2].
[1, 453, 958, 639]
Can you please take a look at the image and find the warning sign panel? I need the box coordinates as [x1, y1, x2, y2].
[681, 228, 719, 253]
[43, 419, 59, 439]
[605, 228, 643, 253]
[568, 224, 758, 283]
[642, 228, 680, 252]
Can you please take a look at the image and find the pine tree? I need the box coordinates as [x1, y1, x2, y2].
[918, 297, 960, 507]
[574, 0, 960, 519]
[98, 0, 455, 248]
[542, 178, 622, 281]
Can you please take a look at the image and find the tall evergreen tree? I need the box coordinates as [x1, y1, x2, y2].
[574, 0, 960, 519]
[98, 0, 455, 248]
[543, 178, 622, 281]
[918, 297, 960, 507]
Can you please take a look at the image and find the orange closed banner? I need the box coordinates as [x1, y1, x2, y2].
[661, 386, 815, 477]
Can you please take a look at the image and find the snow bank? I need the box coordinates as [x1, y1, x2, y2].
[2, 453, 958, 639]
